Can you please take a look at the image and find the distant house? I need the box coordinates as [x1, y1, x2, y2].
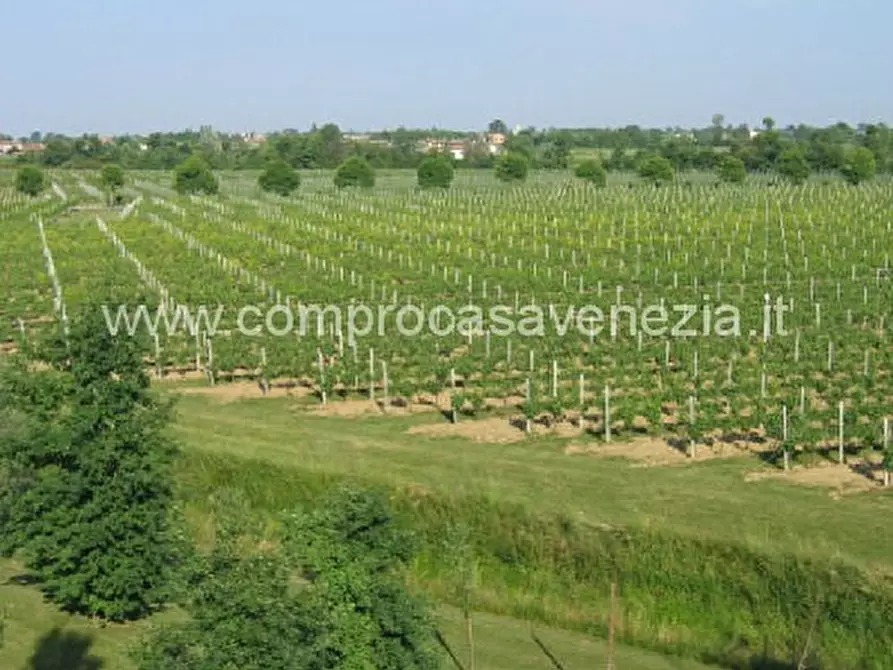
[486, 132, 506, 154]
[99, 135, 115, 145]
[420, 137, 468, 160]
[0, 140, 44, 154]
[241, 132, 267, 145]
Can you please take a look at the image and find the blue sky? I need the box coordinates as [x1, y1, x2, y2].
[2, 0, 891, 135]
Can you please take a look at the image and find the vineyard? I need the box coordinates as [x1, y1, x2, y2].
[1, 169, 892, 470]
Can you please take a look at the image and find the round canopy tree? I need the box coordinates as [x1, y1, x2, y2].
[840, 146, 876, 185]
[15, 165, 47, 197]
[417, 153, 454, 189]
[494, 151, 529, 183]
[173, 156, 219, 195]
[334, 155, 375, 189]
[637, 154, 675, 185]
[574, 159, 607, 186]
[716, 154, 747, 184]
[777, 146, 810, 185]
[258, 159, 301, 196]
[101, 164, 127, 204]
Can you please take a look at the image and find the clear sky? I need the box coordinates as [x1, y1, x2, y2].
[2, 0, 891, 136]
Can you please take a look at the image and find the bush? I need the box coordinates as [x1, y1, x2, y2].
[777, 146, 810, 185]
[173, 156, 218, 195]
[417, 153, 454, 189]
[334, 155, 375, 189]
[716, 155, 747, 183]
[258, 159, 300, 196]
[637, 154, 674, 185]
[14, 165, 46, 197]
[134, 486, 440, 670]
[574, 159, 607, 186]
[101, 164, 126, 191]
[840, 146, 876, 185]
[494, 152, 529, 183]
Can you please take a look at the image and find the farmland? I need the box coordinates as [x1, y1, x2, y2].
[2, 167, 893, 668]
[3, 169, 891, 450]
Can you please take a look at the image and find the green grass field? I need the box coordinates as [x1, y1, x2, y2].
[0, 557, 716, 670]
[171, 392, 893, 573]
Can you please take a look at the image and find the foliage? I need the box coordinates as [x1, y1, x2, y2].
[417, 154, 455, 189]
[258, 159, 301, 196]
[494, 152, 529, 183]
[100, 164, 126, 191]
[487, 119, 508, 136]
[173, 155, 219, 195]
[840, 146, 876, 185]
[716, 154, 746, 183]
[777, 146, 810, 185]
[538, 134, 571, 169]
[135, 486, 441, 670]
[637, 154, 674, 185]
[15, 165, 47, 197]
[334, 155, 375, 189]
[574, 159, 607, 186]
[0, 303, 183, 621]
[100, 163, 127, 205]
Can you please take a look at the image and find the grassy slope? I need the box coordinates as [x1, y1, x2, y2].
[0, 559, 715, 670]
[3, 387, 890, 669]
[170, 393, 893, 573]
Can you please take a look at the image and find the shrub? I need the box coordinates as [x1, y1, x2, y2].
[494, 152, 529, 183]
[173, 156, 218, 195]
[637, 154, 674, 185]
[574, 159, 607, 186]
[15, 165, 46, 197]
[259, 159, 300, 196]
[417, 153, 454, 189]
[840, 146, 876, 185]
[777, 146, 810, 185]
[334, 155, 375, 189]
[716, 154, 747, 183]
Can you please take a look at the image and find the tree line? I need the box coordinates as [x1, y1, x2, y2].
[6, 116, 893, 176]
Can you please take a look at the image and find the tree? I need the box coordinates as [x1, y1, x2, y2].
[334, 155, 375, 189]
[0, 302, 183, 621]
[313, 123, 346, 169]
[503, 132, 535, 166]
[487, 119, 508, 135]
[637, 154, 675, 185]
[258, 159, 301, 196]
[417, 153, 454, 189]
[539, 135, 571, 169]
[574, 159, 607, 186]
[100, 164, 126, 204]
[15, 165, 46, 197]
[173, 155, 218, 195]
[716, 154, 747, 183]
[710, 113, 725, 146]
[840, 146, 876, 185]
[494, 152, 529, 183]
[135, 486, 441, 670]
[777, 146, 810, 185]
[762, 116, 776, 131]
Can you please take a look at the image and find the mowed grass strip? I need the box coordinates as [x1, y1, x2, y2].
[170, 392, 893, 572]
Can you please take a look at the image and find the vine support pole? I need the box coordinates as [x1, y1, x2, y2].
[838, 402, 845, 465]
